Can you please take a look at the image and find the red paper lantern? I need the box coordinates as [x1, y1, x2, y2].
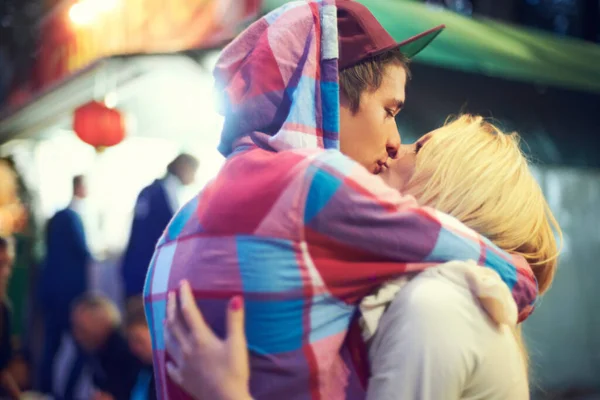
[73, 101, 126, 150]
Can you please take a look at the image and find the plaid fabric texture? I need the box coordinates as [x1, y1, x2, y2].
[144, 2, 538, 399]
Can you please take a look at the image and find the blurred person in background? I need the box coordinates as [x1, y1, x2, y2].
[0, 236, 21, 400]
[38, 175, 91, 396]
[0, 160, 33, 398]
[124, 297, 156, 400]
[71, 294, 141, 400]
[121, 153, 198, 300]
[0, 157, 42, 374]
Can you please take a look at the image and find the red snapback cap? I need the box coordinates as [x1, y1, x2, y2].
[337, 0, 445, 70]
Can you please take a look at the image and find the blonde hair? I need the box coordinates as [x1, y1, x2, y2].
[405, 115, 561, 295]
[405, 115, 562, 373]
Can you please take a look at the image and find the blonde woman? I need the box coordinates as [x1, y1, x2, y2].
[164, 115, 560, 400]
[364, 115, 560, 400]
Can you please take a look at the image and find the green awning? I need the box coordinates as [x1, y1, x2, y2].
[262, 0, 600, 94]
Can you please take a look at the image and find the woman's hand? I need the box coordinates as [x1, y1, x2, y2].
[165, 280, 252, 400]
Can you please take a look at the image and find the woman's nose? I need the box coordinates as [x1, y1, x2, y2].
[396, 144, 415, 158]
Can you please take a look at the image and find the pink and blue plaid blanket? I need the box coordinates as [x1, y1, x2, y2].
[144, 1, 538, 399]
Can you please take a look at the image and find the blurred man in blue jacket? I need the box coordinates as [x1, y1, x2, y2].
[121, 154, 198, 300]
[39, 175, 91, 396]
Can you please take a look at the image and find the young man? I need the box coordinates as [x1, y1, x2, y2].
[145, 1, 537, 399]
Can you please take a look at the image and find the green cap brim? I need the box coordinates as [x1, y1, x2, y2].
[398, 25, 445, 58]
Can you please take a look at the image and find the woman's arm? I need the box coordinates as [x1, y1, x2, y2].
[366, 267, 529, 400]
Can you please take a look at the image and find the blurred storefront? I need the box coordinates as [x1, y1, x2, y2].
[0, 0, 259, 350]
[0, 0, 261, 242]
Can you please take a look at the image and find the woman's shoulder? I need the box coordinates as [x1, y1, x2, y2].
[370, 266, 528, 399]
[391, 268, 481, 320]
[383, 266, 514, 346]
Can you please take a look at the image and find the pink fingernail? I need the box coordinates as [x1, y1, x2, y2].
[230, 296, 243, 311]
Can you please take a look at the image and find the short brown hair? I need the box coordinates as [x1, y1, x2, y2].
[339, 48, 410, 113]
[125, 296, 148, 329]
[167, 153, 199, 176]
[73, 175, 85, 191]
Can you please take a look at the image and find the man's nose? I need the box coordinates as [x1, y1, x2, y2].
[386, 132, 401, 159]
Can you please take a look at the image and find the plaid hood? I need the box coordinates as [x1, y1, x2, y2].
[214, 0, 340, 156]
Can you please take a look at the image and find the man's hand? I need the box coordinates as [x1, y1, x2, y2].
[165, 280, 252, 400]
